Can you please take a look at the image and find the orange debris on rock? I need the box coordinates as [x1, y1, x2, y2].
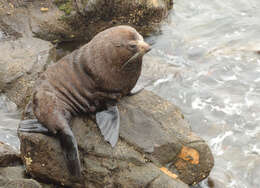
[160, 167, 178, 179]
[40, 7, 49, 12]
[178, 146, 199, 165]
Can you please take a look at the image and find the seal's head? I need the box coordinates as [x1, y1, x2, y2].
[89, 25, 151, 68]
[85, 25, 150, 94]
[109, 26, 151, 69]
[111, 25, 151, 53]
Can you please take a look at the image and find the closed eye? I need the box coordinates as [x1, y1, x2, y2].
[129, 44, 137, 49]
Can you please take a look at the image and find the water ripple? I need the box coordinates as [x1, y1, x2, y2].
[145, 0, 260, 187]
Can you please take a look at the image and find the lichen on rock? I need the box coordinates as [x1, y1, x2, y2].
[54, 0, 74, 15]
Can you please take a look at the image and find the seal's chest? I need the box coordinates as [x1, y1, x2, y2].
[113, 67, 141, 92]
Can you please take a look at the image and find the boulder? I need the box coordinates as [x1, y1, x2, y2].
[0, 36, 54, 107]
[0, 5, 55, 108]
[0, 166, 25, 187]
[0, 166, 42, 188]
[0, 0, 173, 43]
[3, 179, 42, 188]
[0, 142, 21, 167]
[19, 90, 214, 187]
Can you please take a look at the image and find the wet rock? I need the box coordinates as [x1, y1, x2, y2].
[114, 163, 188, 188]
[0, 36, 54, 107]
[19, 90, 214, 187]
[3, 179, 42, 188]
[135, 55, 185, 91]
[0, 142, 21, 167]
[0, 166, 25, 186]
[0, 165, 42, 188]
[0, 8, 55, 107]
[1, 0, 173, 43]
[206, 166, 235, 188]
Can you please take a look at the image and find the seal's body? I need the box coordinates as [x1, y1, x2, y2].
[19, 25, 151, 177]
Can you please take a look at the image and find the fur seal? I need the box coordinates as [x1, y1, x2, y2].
[18, 25, 151, 177]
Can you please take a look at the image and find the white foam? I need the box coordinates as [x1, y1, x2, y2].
[153, 74, 173, 86]
[210, 102, 243, 115]
[251, 145, 260, 155]
[244, 144, 260, 155]
[244, 88, 254, 107]
[197, 70, 209, 76]
[245, 126, 260, 137]
[192, 97, 207, 110]
[254, 77, 260, 82]
[222, 75, 237, 81]
[209, 131, 233, 156]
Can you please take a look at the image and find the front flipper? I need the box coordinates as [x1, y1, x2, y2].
[19, 119, 81, 177]
[96, 106, 120, 147]
[19, 119, 50, 134]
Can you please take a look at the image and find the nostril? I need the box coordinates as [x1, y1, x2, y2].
[138, 41, 152, 54]
[146, 45, 151, 53]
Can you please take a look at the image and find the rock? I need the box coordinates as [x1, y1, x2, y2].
[0, 142, 21, 167]
[0, 166, 41, 188]
[118, 90, 214, 185]
[0, 36, 54, 107]
[0, 144, 42, 187]
[139, 55, 184, 86]
[114, 163, 188, 188]
[3, 179, 42, 188]
[0, 7, 55, 108]
[19, 90, 214, 187]
[0, 166, 25, 187]
[0, 0, 173, 43]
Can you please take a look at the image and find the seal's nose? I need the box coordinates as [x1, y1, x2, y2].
[138, 41, 151, 54]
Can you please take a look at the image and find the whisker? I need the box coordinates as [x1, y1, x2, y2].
[121, 52, 141, 70]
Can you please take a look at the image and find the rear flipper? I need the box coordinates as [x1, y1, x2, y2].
[19, 119, 81, 177]
[19, 119, 50, 134]
[59, 127, 81, 177]
[96, 106, 120, 147]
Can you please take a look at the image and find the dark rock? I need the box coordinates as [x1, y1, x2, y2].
[19, 90, 214, 187]
[0, 166, 25, 187]
[0, 37, 53, 104]
[114, 163, 188, 188]
[0, 0, 173, 43]
[170, 142, 214, 185]
[0, 142, 21, 167]
[0, 165, 42, 188]
[0, 8, 55, 107]
[4, 179, 42, 188]
[18, 133, 72, 186]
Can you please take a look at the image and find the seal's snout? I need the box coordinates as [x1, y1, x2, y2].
[138, 41, 151, 54]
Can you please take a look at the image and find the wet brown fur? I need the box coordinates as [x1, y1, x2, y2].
[33, 25, 147, 135]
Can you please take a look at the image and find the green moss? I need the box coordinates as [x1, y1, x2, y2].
[54, 0, 73, 15]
